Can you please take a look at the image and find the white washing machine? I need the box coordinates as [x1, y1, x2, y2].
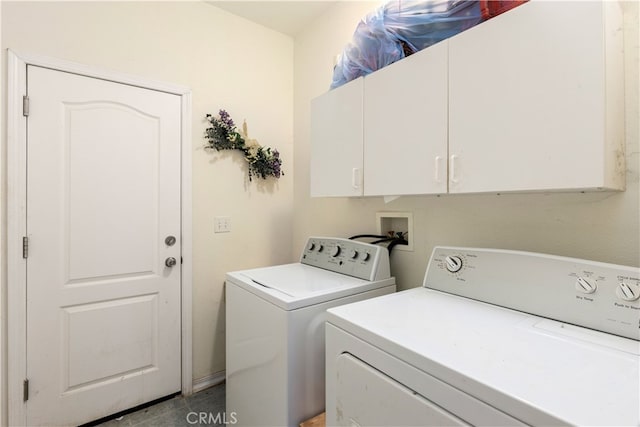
[326, 247, 640, 426]
[226, 237, 396, 427]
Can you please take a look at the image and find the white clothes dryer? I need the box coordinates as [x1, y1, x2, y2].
[326, 247, 640, 426]
[226, 237, 396, 427]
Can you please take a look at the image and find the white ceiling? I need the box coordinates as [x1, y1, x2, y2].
[207, 1, 339, 37]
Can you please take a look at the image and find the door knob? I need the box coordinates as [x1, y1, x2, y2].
[165, 257, 177, 267]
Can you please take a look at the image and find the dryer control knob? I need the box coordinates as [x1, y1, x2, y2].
[349, 249, 358, 259]
[308, 242, 316, 251]
[575, 277, 597, 294]
[616, 282, 640, 301]
[331, 246, 341, 257]
[362, 252, 371, 261]
[445, 256, 463, 273]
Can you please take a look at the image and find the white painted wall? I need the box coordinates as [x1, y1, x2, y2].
[0, 1, 294, 415]
[293, 1, 640, 292]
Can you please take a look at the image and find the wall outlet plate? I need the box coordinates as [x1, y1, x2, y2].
[376, 211, 413, 252]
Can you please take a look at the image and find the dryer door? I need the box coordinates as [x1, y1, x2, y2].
[335, 353, 469, 426]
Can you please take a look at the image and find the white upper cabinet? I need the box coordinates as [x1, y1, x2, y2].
[364, 41, 448, 196]
[311, 77, 364, 197]
[310, 0, 625, 197]
[448, 0, 624, 194]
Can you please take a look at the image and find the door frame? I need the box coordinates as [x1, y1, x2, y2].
[6, 49, 193, 426]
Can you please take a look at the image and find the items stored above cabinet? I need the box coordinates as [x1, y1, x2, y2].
[331, 0, 484, 90]
[310, 0, 625, 197]
[330, 0, 529, 90]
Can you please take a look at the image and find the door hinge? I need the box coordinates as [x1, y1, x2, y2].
[23, 379, 29, 402]
[23, 96, 29, 117]
[22, 236, 29, 259]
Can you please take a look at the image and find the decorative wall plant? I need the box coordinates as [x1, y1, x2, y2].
[205, 109, 283, 181]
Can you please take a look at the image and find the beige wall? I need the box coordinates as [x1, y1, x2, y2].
[1, 0, 638, 422]
[0, 0, 294, 401]
[293, 1, 640, 292]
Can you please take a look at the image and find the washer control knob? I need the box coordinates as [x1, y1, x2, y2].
[616, 282, 640, 301]
[308, 242, 316, 251]
[349, 249, 358, 259]
[575, 277, 597, 294]
[317, 245, 324, 253]
[445, 256, 463, 273]
[362, 252, 371, 261]
[331, 246, 341, 257]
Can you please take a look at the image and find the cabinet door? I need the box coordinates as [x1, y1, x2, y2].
[448, 1, 623, 193]
[364, 41, 449, 196]
[310, 77, 364, 197]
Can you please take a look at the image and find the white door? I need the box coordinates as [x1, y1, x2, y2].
[310, 77, 364, 197]
[448, 1, 614, 193]
[363, 40, 448, 196]
[25, 65, 182, 426]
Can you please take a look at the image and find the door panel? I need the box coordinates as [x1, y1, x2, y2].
[66, 102, 159, 281]
[26, 65, 181, 426]
[310, 77, 364, 197]
[364, 41, 448, 196]
[448, 1, 607, 193]
[335, 353, 467, 426]
[62, 294, 158, 392]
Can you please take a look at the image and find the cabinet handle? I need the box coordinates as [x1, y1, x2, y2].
[450, 155, 459, 184]
[352, 168, 361, 189]
[434, 156, 443, 183]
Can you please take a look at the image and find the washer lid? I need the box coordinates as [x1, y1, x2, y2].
[327, 288, 640, 427]
[226, 263, 394, 310]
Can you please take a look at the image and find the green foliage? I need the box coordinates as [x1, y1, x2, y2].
[205, 110, 283, 181]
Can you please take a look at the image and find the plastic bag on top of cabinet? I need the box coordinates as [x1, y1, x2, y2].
[330, 6, 405, 90]
[384, 0, 482, 52]
[330, 0, 483, 90]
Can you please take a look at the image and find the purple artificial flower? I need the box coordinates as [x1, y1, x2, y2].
[218, 109, 235, 128]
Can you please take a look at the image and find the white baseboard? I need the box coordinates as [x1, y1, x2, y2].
[192, 371, 226, 394]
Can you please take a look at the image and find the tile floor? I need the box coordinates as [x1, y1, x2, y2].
[93, 382, 226, 427]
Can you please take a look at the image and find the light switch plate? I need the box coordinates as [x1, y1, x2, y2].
[214, 216, 231, 233]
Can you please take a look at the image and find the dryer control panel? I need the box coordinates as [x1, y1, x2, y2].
[301, 237, 391, 281]
[425, 247, 640, 341]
